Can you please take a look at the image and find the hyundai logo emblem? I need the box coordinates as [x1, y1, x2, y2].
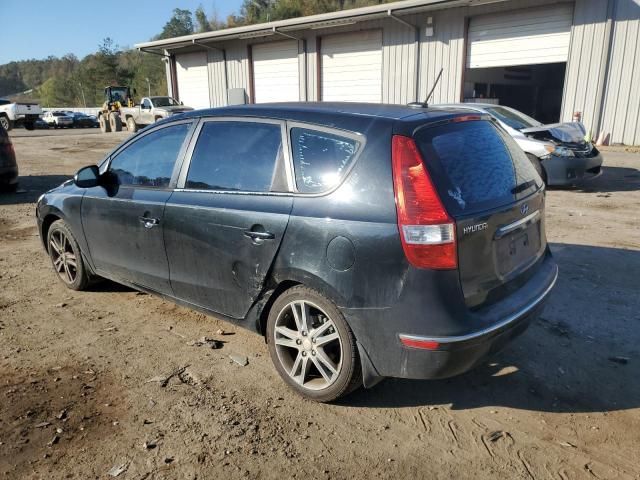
[520, 203, 529, 215]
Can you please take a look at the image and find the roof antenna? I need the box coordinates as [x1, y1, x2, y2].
[407, 68, 443, 109]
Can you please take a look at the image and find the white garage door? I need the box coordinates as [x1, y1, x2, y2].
[253, 41, 300, 103]
[175, 51, 210, 109]
[467, 4, 573, 68]
[321, 30, 382, 102]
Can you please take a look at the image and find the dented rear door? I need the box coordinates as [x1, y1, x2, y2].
[163, 118, 292, 319]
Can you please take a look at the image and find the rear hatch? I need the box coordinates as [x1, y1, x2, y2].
[414, 116, 546, 309]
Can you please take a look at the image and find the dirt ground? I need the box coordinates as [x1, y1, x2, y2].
[1, 128, 639, 480]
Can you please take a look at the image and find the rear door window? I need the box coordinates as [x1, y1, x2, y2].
[185, 121, 285, 192]
[414, 119, 541, 215]
[290, 128, 360, 193]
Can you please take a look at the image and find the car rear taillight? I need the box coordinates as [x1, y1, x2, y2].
[391, 135, 457, 270]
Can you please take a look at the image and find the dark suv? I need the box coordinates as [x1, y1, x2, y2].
[36, 103, 558, 402]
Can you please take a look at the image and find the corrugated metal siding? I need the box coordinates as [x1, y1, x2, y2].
[601, 0, 640, 145]
[208, 49, 226, 107]
[560, 0, 610, 136]
[225, 43, 249, 93]
[418, 9, 465, 103]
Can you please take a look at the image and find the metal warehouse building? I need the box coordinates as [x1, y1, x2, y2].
[136, 0, 640, 145]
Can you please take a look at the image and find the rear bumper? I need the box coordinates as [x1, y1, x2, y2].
[343, 253, 558, 383]
[395, 265, 556, 379]
[543, 151, 603, 186]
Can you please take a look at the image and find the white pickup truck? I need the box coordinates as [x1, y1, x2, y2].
[120, 96, 193, 132]
[0, 99, 43, 130]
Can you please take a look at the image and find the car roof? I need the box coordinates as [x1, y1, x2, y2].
[179, 102, 481, 126]
[434, 103, 506, 111]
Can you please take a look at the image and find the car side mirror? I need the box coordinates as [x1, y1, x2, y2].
[74, 165, 100, 188]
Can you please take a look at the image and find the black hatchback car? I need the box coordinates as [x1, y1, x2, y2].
[37, 103, 558, 402]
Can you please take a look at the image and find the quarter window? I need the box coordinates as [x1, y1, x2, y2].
[290, 128, 360, 194]
[185, 121, 284, 192]
[109, 123, 190, 188]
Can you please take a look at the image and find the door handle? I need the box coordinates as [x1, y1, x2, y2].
[139, 216, 160, 229]
[243, 230, 275, 240]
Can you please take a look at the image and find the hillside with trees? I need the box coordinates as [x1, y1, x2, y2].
[0, 0, 392, 107]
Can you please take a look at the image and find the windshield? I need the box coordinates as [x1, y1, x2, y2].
[151, 97, 180, 107]
[485, 106, 542, 130]
[109, 87, 129, 103]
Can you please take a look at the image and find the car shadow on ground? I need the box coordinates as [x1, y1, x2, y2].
[343, 243, 639, 413]
[0, 174, 69, 206]
[549, 166, 640, 193]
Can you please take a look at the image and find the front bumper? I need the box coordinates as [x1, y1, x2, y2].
[543, 150, 603, 186]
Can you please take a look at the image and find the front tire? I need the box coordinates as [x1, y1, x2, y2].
[109, 113, 122, 132]
[266, 286, 362, 402]
[99, 114, 111, 133]
[126, 116, 138, 133]
[47, 220, 91, 291]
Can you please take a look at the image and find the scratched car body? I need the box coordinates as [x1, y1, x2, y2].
[36, 103, 558, 402]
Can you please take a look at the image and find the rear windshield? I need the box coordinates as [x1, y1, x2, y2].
[414, 119, 542, 216]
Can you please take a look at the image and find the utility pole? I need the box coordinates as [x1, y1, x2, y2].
[145, 77, 151, 97]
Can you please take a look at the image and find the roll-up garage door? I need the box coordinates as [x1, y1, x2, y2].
[175, 51, 210, 109]
[321, 30, 382, 102]
[253, 41, 300, 103]
[467, 4, 573, 68]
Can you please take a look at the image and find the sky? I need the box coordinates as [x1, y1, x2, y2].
[0, 0, 244, 64]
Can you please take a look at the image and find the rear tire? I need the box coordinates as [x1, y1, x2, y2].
[47, 220, 91, 291]
[126, 116, 138, 133]
[266, 285, 362, 402]
[99, 114, 111, 133]
[24, 122, 35, 131]
[527, 153, 547, 185]
[109, 113, 122, 132]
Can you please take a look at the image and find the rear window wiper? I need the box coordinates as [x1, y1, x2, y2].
[511, 179, 537, 194]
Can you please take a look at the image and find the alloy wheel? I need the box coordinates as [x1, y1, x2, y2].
[273, 300, 343, 391]
[49, 230, 78, 285]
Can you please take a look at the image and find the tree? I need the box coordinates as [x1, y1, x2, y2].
[156, 8, 194, 40]
[195, 5, 212, 33]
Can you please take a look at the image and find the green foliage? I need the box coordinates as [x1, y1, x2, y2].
[156, 8, 194, 40]
[0, 37, 167, 107]
[195, 5, 212, 33]
[233, 0, 391, 25]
